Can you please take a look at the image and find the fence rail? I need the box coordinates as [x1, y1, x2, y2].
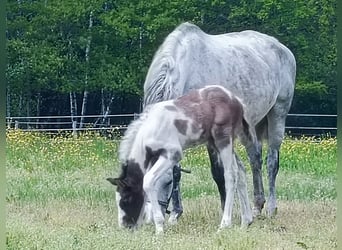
[6, 113, 337, 136]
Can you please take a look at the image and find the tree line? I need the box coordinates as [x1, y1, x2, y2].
[6, 0, 336, 127]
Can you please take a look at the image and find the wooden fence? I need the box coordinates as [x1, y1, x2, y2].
[6, 113, 337, 136]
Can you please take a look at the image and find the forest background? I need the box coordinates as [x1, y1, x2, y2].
[6, 0, 337, 126]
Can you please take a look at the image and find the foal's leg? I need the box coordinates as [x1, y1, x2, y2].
[143, 156, 175, 234]
[157, 167, 173, 216]
[235, 154, 253, 226]
[215, 142, 237, 229]
[207, 145, 226, 210]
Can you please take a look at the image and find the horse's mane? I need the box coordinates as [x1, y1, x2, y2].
[118, 105, 152, 162]
[143, 22, 203, 106]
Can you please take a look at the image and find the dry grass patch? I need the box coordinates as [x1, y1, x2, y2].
[7, 198, 336, 249]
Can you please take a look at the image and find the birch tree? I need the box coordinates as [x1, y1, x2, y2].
[79, 10, 93, 128]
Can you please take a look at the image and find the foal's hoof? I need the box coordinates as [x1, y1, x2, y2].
[168, 214, 178, 225]
[155, 226, 164, 235]
[168, 211, 183, 225]
[252, 207, 262, 218]
[219, 219, 232, 230]
[241, 218, 253, 228]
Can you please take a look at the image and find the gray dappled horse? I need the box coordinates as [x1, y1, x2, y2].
[108, 85, 255, 234]
[143, 22, 296, 218]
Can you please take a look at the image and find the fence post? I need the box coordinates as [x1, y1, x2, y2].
[72, 121, 77, 137]
[6, 118, 12, 129]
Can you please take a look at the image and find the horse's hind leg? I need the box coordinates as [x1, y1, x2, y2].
[266, 105, 288, 217]
[207, 145, 226, 210]
[266, 147, 279, 217]
[246, 140, 265, 217]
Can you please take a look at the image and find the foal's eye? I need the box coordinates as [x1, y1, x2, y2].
[121, 196, 132, 205]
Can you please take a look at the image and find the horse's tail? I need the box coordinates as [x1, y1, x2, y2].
[143, 54, 180, 106]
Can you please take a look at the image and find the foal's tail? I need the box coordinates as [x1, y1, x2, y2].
[241, 116, 257, 145]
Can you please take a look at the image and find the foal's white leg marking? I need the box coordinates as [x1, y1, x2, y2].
[144, 201, 153, 224]
[235, 154, 253, 226]
[218, 143, 237, 229]
[143, 155, 174, 234]
[115, 191, 124, 228]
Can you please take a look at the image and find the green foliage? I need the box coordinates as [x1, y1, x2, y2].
[6, 0, 337, 116]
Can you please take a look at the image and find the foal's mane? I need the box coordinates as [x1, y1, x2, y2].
[119, 105, 152, 162]
[143, 22, 203, 106]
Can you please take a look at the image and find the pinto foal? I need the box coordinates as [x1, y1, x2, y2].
[107, 85, 254, 234]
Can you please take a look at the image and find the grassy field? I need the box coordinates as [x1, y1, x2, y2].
[6, 130, 337, 249]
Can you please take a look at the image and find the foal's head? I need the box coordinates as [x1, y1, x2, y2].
[107, 160, 145, 229]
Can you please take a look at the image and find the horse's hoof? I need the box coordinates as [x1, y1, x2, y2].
[241, 214, 253, 227]
[267, 207, 278, 217]
[252, 207, 261, 218]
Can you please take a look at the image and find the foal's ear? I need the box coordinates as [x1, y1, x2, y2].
[106, 177, 120, 186]
[106, 177, 127, 187]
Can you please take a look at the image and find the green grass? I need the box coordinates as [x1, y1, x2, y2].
[6, 130, 337, 249]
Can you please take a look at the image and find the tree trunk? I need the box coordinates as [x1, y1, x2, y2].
[69, 92, 77, 136]
[6, 86, 11, 128]
[36, 93, 41, 129]
[94, 93, 114, 127]
[102, 95, 114, 126]
[79, 90, 88, 128]
[79, 11, 93, 129]
[6, 85, 10, 118]
[19, 93, 22, 117]
[26, 95, 30, 129]
[101, 88, 105, 115]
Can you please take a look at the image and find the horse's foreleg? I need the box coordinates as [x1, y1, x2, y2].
[168, 164, 183, 225]
[207, 145, 226, 210]
[235, 154, 253, 226]
[143, 156, 175, 234]
[246, 141, 266, 217]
